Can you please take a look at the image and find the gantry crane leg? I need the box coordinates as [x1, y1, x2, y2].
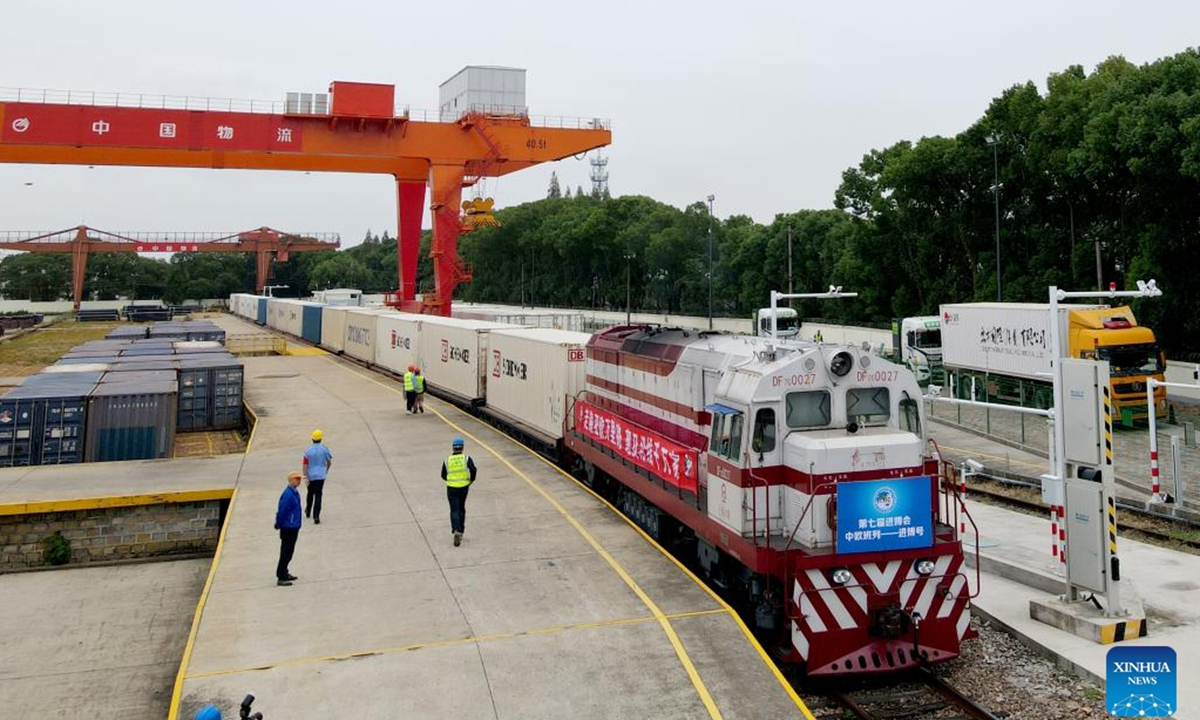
[425, 163, 467, 316]
[396, 179, 425, 305]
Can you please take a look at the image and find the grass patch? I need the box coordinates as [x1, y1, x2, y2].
[0, 318, 126, 368]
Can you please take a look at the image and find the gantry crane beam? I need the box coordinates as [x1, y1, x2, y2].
[0, 85, 612, 314]
[0, 225, 339, 308]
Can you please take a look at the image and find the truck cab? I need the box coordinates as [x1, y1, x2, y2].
[1068, 306, 1166, 418]
[896, 316, 943, 385]
[755, 307, 800, 338]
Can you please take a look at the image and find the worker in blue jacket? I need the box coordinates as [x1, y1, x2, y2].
[274, 470, 303, 586]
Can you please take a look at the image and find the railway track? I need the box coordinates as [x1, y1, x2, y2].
[804, 666, 1005, 720]
[965, 477, 1200, 552]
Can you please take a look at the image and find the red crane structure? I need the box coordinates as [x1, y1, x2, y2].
[0, 226, 340, 308]
[0, 81, 612, 314]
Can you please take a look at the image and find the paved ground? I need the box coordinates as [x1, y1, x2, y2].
[0, 559, 210, 720]
[172, 314, 809, 720]
[926, 398, 1200, 512]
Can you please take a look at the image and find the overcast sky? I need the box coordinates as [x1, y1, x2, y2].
[2, 0, 1197, 248]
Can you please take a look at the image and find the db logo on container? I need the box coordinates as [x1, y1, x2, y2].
[568, 349, 585, 362]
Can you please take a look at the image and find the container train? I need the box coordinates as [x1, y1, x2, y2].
[231, 293, 977, 676]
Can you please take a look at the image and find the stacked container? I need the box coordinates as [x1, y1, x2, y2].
[177, 355, 244, 431]
[320, 306, 354, 353]
[0, 372, 102, 466]
[483, 328, 590, 442]
[84, 375, 178, 461]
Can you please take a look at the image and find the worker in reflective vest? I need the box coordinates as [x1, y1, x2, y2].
[441, 437, 477, 547]
[413, 368, 426, 414]
[403, 365, 416, 413]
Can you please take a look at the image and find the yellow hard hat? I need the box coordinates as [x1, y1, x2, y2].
[311, 429, 323, 441]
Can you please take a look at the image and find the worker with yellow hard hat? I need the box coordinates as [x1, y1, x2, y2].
[302, 429, 333, 525]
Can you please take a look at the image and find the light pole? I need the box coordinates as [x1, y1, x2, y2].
[706, 194, 715, 330]
[985, 134, 1002, 301]
[624, 253, 634, 325]
[787, 223, 794, 298]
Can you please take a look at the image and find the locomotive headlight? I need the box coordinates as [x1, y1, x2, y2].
[829, 351, 854, 377]
[915, 559, 936, 576]
[830, 568, 853, 585]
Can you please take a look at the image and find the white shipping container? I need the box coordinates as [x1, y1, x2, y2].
[940, 302, 1102, 380]
[320, 306, 353, 353]
[342, 309, 392, 363]
[375, 313, 423, 375]
[453, 306, 584, 332]
[485, 328, 591, 441]
[417, 316, 518, 403]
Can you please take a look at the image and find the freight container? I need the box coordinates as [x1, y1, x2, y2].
[174, 341, 224, 352]
[178, 356, 244, 431]
[0, 376, 97, 466]
[417, 316, 519, 404]
[342, 309, 392, 364]
[55, 356, 119, 366]
[99, 369, 177, 384]
[256, 297, 268, 325]
[44, 363, 111, 374]
[120, 346, 174, 357]
[374, 312, 422, 375]
[453, 305, 584, 332]
[85, 380, 177, 462]
[105, 325, 150, 340]
[108, 358, 181, 371]
[940, 302, 1167, 417]
[320, 306, 354, 353]
[483, 328, 590, 442]
[300, 302, 323, 344]
[312, 288, 362, 306]
[941, 303, 1104, 380]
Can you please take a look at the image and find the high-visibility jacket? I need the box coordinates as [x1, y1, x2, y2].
[403, 371, 415, 391]
[444, 453, 471, 487]
[414, 374, 425, 393]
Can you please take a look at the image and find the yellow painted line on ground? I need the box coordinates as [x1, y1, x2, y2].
[243, 401, 260, 455]
[0, 488, 234, 516]
[168, 488, 238, 720]
[284, 345, 328, 356]
[186, 608, 728, 681]
[470, 416, 817, 720]
[328, 357, 814, 720]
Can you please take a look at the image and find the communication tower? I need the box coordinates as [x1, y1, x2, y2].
[589, 149, 609, 197]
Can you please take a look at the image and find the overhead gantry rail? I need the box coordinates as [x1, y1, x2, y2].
[0, 225, 339, 308]
[0, 83, 612, 314]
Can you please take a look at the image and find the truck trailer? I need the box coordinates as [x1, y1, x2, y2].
[939, 302, 1165, 420]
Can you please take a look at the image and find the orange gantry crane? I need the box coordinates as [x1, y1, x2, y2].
[0, 226, 339, 308]
[0, 81, 612, 314]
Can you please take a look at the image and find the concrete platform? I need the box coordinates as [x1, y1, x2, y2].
[2, 312, 812, 720]
[931, 419, 1199, 716]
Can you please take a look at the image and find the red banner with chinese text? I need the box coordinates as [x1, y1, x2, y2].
[574, 400, 699, 493]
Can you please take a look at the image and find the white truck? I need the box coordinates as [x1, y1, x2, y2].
[892, 316, 943, 385]
[939, 302, 1166, 418]
[754, 306, 800, 338]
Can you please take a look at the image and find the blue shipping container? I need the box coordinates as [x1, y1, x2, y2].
[301, 304, 323, 343]
[0, 377, 96, 466]
[256, 297, 268, 325]
[85, 380, 178, 462]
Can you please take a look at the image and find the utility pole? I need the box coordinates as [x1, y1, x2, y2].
[625, 253, 633, 325]
[787, 223, 794, 299]
[986, 134, 1002, 302]
[707, 194, 715, 330]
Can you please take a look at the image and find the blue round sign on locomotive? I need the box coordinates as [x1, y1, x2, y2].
[835, 477, 934, 553]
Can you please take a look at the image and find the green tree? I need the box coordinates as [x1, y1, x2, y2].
[0, 254, 71, 301]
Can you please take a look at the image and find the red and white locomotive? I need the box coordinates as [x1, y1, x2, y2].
[565, 325, 975, 675]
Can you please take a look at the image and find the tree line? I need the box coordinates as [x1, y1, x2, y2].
[2, 50, 1197, 352]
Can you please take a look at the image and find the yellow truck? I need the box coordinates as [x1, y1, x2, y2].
[939, 302, 1166, 421]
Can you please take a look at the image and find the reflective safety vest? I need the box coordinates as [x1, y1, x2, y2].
[445, 454, 470, 487]
[403, 371, 415, 391]
[414, 374, 425, 393]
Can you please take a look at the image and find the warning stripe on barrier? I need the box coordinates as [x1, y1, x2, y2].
[1100, 618, 1149, 644]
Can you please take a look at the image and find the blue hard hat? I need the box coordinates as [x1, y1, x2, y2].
[194, 705, 223, 720]
[452, 437, 464, 447]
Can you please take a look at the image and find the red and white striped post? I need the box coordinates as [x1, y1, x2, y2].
[1050, 505, 1059, 560]
[1058, 504, 1066, 566]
